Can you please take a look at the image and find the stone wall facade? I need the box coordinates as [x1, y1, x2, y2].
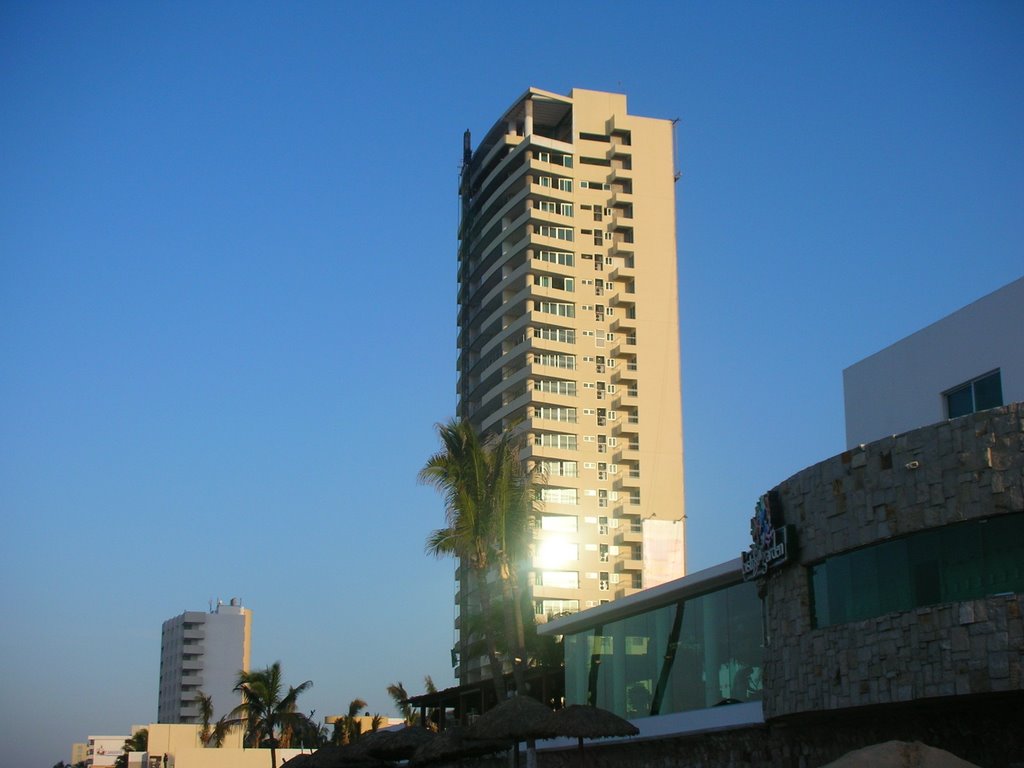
[762, 402, 1024, 719]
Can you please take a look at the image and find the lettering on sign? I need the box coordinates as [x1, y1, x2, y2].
[741, 490, 794, 581]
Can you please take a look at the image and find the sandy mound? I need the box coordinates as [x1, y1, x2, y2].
[821, 740, 979, 768]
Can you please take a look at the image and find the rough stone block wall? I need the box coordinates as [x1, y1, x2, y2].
[761, 403, 1024, 719]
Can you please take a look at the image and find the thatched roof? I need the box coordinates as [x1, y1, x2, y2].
[550, 705, 639, 739]
[412, 725, 507, 765]
[464, 695, 558, 742]
[348, 726, 437, 760]
[299, 745, 391, 768]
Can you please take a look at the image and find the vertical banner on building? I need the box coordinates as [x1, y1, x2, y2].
[642, 519, 684, 587]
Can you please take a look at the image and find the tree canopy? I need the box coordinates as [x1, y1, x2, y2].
[421, 419, 540, 695]
[227, 662, 312, 768]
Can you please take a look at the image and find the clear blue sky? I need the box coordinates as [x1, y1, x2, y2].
[2, 2, 1021, 765]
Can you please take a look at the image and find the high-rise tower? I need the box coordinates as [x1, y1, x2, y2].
[456, 88, 685, 683]
[158, 598, 252, 723]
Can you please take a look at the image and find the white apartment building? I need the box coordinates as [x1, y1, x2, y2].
[456, 88, 686, 681]
[158, 598, 252, 724]
[84, 735, 128, 767]
[843, 276, 1024, 447]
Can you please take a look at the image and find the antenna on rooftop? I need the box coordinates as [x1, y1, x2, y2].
[671, 118, 682, 182]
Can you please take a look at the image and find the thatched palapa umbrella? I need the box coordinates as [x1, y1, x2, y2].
[465, 695, 558, 768]
[298, 745, 390, 768]
[348, 726, 437, 761]
[465, 695, 558, 742]
[550, 704, 639, 766]
[411, 725, 506, 766]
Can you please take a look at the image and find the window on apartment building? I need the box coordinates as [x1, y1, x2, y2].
[535, 378, 577, 396]
[535, 598, 579, 616]
[538, 570, 580, 589]
[535, 274, 574, 292]
[535, 352, 576, 369]
[537, 224, 574, 241]
[536, 405, 578, 423]
[536, 300, 576, 318]
[542, 514, 578, 532]
[540, 487, 579, 505]
[535, 250, 574, 266]
[535, 326, 576, 344]
[535, 432, 578, 450]
[945, 370, 1003, 419]
[539, 460, 578, 478]
[558, 178, 573, 192]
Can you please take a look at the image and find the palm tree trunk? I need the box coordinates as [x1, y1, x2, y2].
[509, 564, 529, 688]
[500, 561, 528, 694]
[473, 566, 507, 700]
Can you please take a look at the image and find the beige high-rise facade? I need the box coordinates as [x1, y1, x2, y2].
[456, 88, 685, 682]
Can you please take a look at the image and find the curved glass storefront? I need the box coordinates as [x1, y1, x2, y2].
[563, 580, 763, 718]
[810, 513, 1024, 628]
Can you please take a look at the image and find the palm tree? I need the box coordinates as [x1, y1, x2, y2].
[422, 419, 537, 697]
[114, 730, 148, 768]
[209, 715, 233, 747]
[227, 662, 313, 768]
[489, 430, 540, 693]
[387, 682, 417, 725]
[291, 710, 328, 749]
[331, 698, 367, 745]
[195, 690, 214, 746]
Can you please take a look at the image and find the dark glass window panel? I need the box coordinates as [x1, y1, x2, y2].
[810, 563, 829, 628]
[827, 553, 853, 625]
[909, 529, 943, 605]
[946, 384, 973, 418]
[810, 513, 1024, 628]
[877, 538, 912, 613]
[941, 522, 982, 601]
[981, 515, 1024, 594]
[973, 370, 1003, 411]
[847, 547, 880, 619]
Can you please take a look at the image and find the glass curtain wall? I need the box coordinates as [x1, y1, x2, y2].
[563, 581, 762, 718]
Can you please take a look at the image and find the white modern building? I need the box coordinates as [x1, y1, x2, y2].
[85, 735, 128, 767]
[843, 276, 1024, 448]
[158, 598, 252, 724]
